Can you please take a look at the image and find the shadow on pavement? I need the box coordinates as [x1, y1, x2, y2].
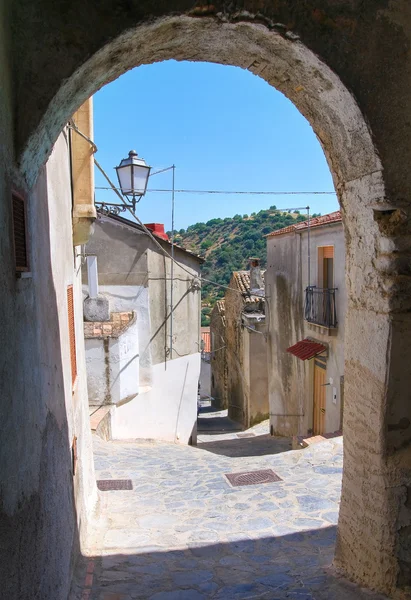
[197, 433, 292, 458]
[197, 414, 243, 434]
[71, 527, 389, 600]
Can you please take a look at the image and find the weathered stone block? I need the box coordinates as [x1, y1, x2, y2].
[83, 295, 110, 322]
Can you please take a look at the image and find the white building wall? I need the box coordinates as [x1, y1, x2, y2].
[46, 131, 98, 545]
[83, 277, 200, 443]
[0, 123, 98, 600]
[110, 353, 201, 444]
[85, 319, 140, 406]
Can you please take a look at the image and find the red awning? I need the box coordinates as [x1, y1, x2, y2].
[286, 338, 326, 361]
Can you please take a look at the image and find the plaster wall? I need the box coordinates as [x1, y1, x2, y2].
[266, 232, 306, 436]
[85, 318, 140, 407]
[200, 358, 211, 398]
[147, 242, 201, 364]
[83, 216, 201, 365]
[301, 224, 346, 434]
[110, 353, 201, 444]
[0, 122, 97, 599]
[247, 322, 270, 426]
[266, 223, 346, 436]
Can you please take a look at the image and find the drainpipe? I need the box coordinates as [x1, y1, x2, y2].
[170, 165, 176, 358]
[87, 255, 98, 298]
[307, 206, 311, 289]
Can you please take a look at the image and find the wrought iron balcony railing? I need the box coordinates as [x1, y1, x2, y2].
[304, 286, 338, 328]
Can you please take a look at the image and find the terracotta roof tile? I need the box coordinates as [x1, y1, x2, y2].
[215, 299, 226, 326]
[287, 338, 327, 360]
[216, 299, 225, 314]
[84, 311, 135, 339]
[266, 211, 342, 238]
[201, 327, 211, 353]
[233, 271, 265, 303]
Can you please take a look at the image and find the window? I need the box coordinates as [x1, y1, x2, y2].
[12, 191, 29, 272]
[67, 285, 77, 387]
[318, 246, 334, 288]
[305, 246, 337, 328]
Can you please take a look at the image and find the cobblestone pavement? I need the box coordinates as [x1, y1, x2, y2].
[71, 424, 388, 600]
[197, 406, 292, 458]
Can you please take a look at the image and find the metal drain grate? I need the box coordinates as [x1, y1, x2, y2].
[225, 469, 282, 487]
[97, 479, 133, 491]
[236, 432, 255, 438]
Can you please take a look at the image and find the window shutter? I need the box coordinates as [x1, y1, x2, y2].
[322, 246, 334, 259]
[67, 285, 77, 387]
[12, 192, 29, 271]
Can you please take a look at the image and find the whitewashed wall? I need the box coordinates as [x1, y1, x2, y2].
[85, 318, 140, 406]
[110, 353, 201, 444]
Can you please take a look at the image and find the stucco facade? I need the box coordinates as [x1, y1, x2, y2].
[82, 214, 202, 444]
[266, 213, 345, 438]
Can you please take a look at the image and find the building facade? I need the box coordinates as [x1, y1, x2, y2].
[211, 261, 269, 428]
[82, 214, 203, 445]
[266, 212, 345, 438]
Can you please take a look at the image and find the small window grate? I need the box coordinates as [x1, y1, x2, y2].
[12, 192, 28, 271]
[67, 286, 77, 387]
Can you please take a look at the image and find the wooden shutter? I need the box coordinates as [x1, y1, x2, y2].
[67, 285, 77, 387]
[12, 192, 29, 271]
[322, 246, 334, 259]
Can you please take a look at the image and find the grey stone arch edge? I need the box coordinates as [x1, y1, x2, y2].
[18, 16, 410, 598]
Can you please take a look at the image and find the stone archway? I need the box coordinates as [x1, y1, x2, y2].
[14, 13, 411, 598]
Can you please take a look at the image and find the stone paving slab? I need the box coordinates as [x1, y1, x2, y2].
[70, 432, 388, 600]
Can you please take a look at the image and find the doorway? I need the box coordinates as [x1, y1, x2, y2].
[313, 355, 327, 435]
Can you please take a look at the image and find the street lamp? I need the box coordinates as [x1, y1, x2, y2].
[95, 149, 151, 215]
[116, 150, 151, 211]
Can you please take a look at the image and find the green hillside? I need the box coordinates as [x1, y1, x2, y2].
[170, 206, 317, 326]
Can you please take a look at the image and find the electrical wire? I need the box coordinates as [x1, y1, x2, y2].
[69, 120, 305, 300]
[94, 156, 249, 297]
[95, 185, 335, 196]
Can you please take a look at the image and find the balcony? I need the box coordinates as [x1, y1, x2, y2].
[304, 286, 338, 329]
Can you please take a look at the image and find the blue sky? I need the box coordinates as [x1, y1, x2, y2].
[93, 61, 337, 230]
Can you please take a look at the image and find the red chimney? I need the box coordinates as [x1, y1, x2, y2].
[144, 223, 169, 241]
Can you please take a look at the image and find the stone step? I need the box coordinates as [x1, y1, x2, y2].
[292, 430, 342, 450]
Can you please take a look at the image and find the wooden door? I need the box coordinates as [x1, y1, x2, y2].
[313, 358, 326, 435]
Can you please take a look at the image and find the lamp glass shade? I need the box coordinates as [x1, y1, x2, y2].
[116, 151, 151, 197]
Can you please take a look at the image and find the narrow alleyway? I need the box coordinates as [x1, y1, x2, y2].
[71, 417, 387, 600]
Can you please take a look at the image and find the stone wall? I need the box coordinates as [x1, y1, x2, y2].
[210, 301, 227, 409]
[246, 320, 270, 427]
[225, 275, 248, 426]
